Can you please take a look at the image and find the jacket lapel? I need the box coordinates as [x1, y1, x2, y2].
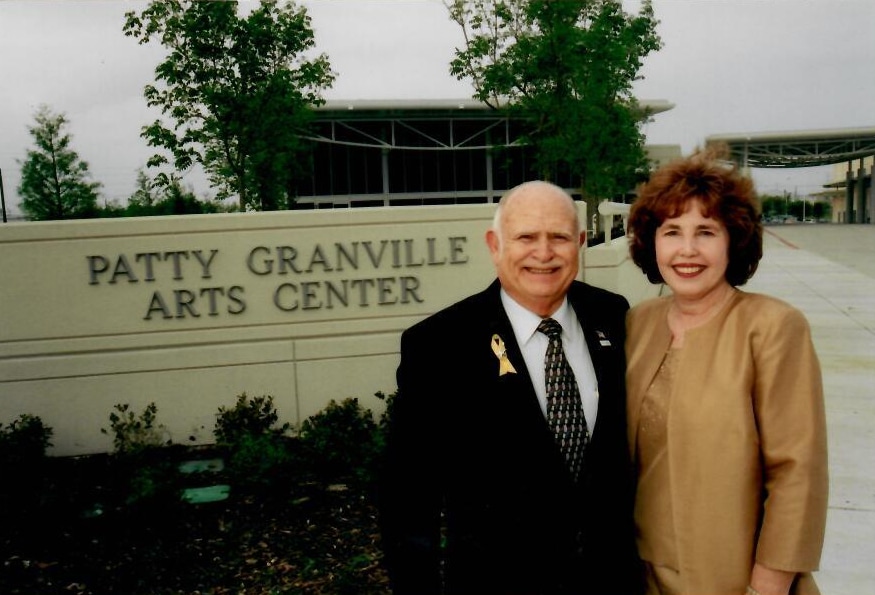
[569, 287, 619, 439]
[625, 299, 672, 456]
[480, 281, 552, 432]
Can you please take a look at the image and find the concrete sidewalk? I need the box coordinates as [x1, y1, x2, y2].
[745, 224, 875, 595]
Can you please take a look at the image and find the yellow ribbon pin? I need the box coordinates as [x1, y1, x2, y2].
[491, 334, 517, 376]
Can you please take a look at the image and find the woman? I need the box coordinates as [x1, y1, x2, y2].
[625, 148, 828, 595]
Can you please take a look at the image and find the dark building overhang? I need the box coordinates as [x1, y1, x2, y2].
[706, 127, 875, 169]
[309, 98, 675, 151]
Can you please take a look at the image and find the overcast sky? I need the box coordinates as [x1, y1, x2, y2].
[1, 0, 873, 216]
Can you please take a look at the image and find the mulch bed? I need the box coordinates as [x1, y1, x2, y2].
[0, 451, 390, 594]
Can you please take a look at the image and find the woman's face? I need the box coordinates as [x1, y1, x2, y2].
[655, 199, 731, 304]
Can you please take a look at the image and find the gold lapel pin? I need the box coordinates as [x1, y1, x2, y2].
[491, 334, 517, 376]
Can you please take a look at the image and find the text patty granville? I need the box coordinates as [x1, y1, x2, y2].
[86, 237, 469, 320]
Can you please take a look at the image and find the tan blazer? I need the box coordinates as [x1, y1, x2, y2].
[626, 291, 828, 595]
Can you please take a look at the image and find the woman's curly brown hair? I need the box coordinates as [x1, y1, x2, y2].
[627, 146, 763, 287]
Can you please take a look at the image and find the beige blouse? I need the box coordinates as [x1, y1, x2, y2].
[634, 347, 678, 569]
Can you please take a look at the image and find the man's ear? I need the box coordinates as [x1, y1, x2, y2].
[485, 229, 500, 258]
[578, 231, 587, 247]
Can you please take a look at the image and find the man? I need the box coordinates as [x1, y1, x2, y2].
[379, 181, 641, 595]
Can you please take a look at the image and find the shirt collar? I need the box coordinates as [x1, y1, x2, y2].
[500, 289, 573, 345]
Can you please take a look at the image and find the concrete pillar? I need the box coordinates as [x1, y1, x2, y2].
[486, 151, 494, 202]
[381, 148, 390, 206]
[858, 164, 868, 224]
[846, 168, 856, 223]
[485, 129, 495, 203]
[870, 166, 875, 224]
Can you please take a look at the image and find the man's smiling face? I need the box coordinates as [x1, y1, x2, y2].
[486, 183, 583, 317]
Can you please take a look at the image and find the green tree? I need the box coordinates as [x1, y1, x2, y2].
[125, 170, 220, 216]
[811, 200, 830, 221]
[448, 0, 661, 208]
[95, 170, 225, 218]
[123, 0, 334, 211]
[127, 169, 160, 213]
[17, 105, 101, 220]
[760, 194, 786, 219]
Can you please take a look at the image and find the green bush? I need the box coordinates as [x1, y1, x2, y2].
[298, 397, 384, 486]
[374, 390, 397, 437]
[101, 402, 169, 456]
[0, 413, 53, 468]
[123, 457, 182, 507]
[100, 402, 179, 507]
[0, 413, 54, 509]
[214, 392, 290, 446]
[214, 393, 293, 487]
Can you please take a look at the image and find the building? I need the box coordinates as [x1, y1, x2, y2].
[290, 99, 677, 213]
[825, 155, 874, 224]
[708, 127, 875, 224]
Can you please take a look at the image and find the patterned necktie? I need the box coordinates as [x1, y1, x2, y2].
[538, 317, 589, 481]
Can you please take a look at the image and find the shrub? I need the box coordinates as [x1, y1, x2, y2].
[214, 393, 293, 487]
[214, 392, 290, 446]
[101, 402, 169, 456]
[298, 397, 384, 486]
[0, 414, 54, 516]
[369, 389, 397, 463]
[0, 413, 53, 468]
[374, 390, 397, 435]
[100, 402, 178, 507]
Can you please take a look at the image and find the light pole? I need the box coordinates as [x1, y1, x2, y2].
[0, 167, 7, 223]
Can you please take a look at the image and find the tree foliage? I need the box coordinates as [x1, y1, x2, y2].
[761, 194, 830, 222]
[17, 105, 101, 220]
[97, 170, 227, 218]
[447, 0, 661, 201]
[123, 0, 334, 211]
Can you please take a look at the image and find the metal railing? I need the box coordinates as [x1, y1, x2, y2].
[597, 200, 631, 247]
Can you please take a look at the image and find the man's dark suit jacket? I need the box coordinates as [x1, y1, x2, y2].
[379, 279, 642, 595]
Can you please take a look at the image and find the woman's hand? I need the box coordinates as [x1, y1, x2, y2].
[749, 562, 795, 595]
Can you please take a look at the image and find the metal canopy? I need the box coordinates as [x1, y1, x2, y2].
[706, 127, 875, 168]
[309, 98, 675, 151]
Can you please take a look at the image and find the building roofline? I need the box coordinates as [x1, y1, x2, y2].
[707, 126, 875, 144]
[706, 126, 875, 168]
[317, 97, 675, 115]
